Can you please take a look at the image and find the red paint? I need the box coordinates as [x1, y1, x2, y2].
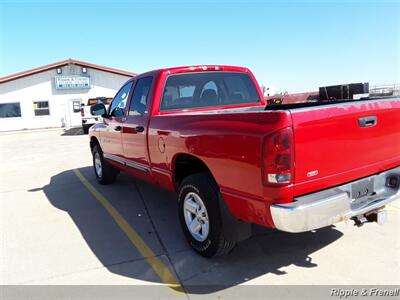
[90, 65, 400, 229]
[291, 100, 400, 196]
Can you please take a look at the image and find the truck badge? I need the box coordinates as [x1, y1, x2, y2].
[307, 170, 319, 177]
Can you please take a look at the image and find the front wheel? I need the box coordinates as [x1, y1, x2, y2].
[92, 144, 118, 185]
[178, 173, 236, 257]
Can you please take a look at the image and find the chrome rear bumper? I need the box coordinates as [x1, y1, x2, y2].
[271, 166, 400, 233]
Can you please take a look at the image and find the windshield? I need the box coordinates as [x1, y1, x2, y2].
[161, 72, 260, 111]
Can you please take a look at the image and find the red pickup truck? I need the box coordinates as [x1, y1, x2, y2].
[88, 65, 400, 257]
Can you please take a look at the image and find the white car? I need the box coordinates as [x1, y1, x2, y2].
[81, 97, 111, 134]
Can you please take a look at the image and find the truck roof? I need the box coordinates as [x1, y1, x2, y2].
[163, 65, 248, 74]
[133, 65, 249, 79]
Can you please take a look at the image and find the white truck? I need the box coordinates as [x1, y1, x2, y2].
[81, 97, 112, 134]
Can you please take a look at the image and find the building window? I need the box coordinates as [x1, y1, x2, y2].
[33, 101, 50, 116]
[0, 102, 21, 118]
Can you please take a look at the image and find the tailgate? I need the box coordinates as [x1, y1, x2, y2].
[84, 106, 93, 116]
[291, 98, 400, 196]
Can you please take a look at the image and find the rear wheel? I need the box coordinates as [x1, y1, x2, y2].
[92, 144, 118, 185]
[178, 173, 236, 257]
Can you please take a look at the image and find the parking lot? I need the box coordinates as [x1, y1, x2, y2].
[1, 128, 399, 298]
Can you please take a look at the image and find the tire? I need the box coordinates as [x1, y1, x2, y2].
[178, 173, 236, 257]
[92, 144, 118, 185]
[82, 125, 90, 134]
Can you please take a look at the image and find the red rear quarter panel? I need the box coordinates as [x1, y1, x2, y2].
[148, 111, 292, 227]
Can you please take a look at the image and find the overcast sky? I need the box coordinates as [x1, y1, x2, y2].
[0, 0, 399, 92]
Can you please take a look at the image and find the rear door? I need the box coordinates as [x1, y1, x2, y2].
[122, 76, 153, 177]
[291, 99, 400, 195]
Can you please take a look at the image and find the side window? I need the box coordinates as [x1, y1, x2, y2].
[0, 102, 21, 118]
[129, 76, 153, 115]
[33, 101, 50, 116]
[109, 81, 133, 117]
[179, 86, 195, 98]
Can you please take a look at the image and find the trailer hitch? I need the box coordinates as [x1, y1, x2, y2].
[351, 208, 387, 227]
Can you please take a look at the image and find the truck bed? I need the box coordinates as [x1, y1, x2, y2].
[167, 97, 398, 114]
[265, 97, 399, 111]
[161, 97, 400, 198]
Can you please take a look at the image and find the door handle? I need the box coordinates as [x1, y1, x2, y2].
[157, 130, 170, 136]
[358, 116, 377, 127]
[135, 126, 145, 133]
[114, 125, 122, 131]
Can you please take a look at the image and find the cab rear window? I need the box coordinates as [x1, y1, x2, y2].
[160, 72, 260, 111]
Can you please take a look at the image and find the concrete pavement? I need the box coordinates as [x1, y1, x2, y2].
[1, 128, 399, 298]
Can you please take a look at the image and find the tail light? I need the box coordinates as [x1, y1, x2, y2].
[262, 127, 294, 186]
[80, 107, 84, 117]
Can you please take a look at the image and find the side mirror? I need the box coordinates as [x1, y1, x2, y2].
[90, 103, 107, 117]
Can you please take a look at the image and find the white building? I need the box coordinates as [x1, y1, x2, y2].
[0, 59, 135, 131]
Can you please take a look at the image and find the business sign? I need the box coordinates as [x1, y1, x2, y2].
[55, 76, 91, 90]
